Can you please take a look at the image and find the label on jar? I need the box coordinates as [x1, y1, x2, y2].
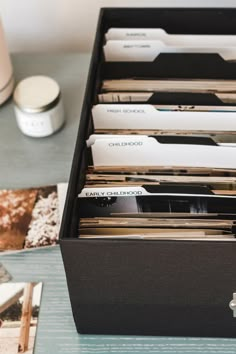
[15, 109, 53, 137]
[14, 101, 64, 138]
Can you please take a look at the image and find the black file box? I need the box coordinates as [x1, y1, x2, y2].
[60, 8, 236, 337]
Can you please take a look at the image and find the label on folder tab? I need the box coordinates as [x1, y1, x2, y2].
[90, 135, 236, 169]
[104, 40, 236, 62]
[92, 104, 236, 132]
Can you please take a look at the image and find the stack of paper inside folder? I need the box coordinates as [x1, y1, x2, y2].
[78, 27, 236, 241]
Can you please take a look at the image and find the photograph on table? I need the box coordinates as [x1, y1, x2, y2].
[0, 183, 67, 253]
[0, 282, 43, 354]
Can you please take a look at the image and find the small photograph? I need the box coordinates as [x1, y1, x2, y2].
[0, 282, 43, 353]
[0, 183, 67, 253]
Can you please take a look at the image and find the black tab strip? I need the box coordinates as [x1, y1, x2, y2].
[143, 184, 214, 195]
[153, 135, 218, 146]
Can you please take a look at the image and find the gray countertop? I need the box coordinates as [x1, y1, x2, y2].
[0, 53, 90, 189]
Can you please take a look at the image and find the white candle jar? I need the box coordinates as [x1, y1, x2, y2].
[13, 76, 65, 138]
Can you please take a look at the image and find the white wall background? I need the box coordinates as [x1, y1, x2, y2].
[1, 0, 236, 53]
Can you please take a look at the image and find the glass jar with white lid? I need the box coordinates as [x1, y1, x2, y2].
[14, 75, 65, 138]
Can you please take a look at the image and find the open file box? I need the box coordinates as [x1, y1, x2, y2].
[60, 8, 236, 337]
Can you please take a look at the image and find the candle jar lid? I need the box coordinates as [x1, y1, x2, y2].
[13, 75, 61, 113]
